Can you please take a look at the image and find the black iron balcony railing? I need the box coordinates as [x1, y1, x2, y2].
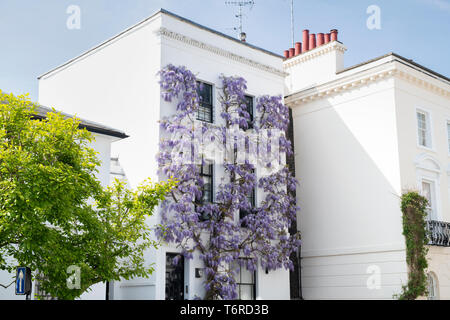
[426, 220, 450, 247]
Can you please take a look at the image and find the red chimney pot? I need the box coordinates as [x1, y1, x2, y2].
[289, 48, 295, 58]
[330, 29, 338, 42]
[284, 50, 290, 59]
[295, 42, 302, 56]
[324, 33, 331, 44]
[317, 33, 324, 46]
[309, 34, 317, 50]
[302, 29, 309, 53]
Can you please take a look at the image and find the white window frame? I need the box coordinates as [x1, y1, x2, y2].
[415, 153, 442, 221]
[420, 179, 438, 221]
[416, 108, 433, 151]
[446, 120, 450, 155]
[427, 272, 439, 300]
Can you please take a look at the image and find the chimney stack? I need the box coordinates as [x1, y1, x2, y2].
[283, 28, 340, 57]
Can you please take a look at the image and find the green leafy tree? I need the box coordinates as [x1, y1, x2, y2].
[0, 91, 175, 299]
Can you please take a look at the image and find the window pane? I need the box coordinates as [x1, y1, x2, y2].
[422, 182, 432, 205]
[241, 267, 253, 284]
[417, 112, 429, 147]
[197, 82, 213, 123]
[239, 285, 254, 300]
[244, 95, 253, 129]
[447, 123, 450, 152]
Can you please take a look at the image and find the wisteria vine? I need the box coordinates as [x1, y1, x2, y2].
[156, 64, 300, 300]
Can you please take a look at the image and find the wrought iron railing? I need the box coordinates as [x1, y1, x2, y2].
[426, 220, 450, 247]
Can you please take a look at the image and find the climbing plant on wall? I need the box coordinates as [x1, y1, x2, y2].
[156, 64, 301, 300]
[396, 191, 429, 300]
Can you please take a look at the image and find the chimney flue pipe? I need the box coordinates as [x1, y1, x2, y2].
[302, 29, 309, 53]
[309, 34, 316, 50]
[330, 29, 338, 41]
[317, 33, 324, 46]
[295, 42, 302, 56]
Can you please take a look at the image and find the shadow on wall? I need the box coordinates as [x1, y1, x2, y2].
[292, 86, 408, 299]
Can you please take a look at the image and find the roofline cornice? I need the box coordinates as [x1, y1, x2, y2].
[157, 27, 288, 77]
[285, 61, 450, 107]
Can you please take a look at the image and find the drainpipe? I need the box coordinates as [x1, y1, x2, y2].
[287, 107, 303, 300]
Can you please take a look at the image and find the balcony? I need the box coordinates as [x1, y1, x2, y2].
[427, 220, 450, 247]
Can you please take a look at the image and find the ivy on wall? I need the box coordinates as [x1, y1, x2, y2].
[396, 191, 429, 300]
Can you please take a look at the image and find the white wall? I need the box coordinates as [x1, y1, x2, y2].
[288, 57, 408, 298]
[39, 14, 163, 189]
[38, 10, 290, 300]
[393, 62, 450, 299]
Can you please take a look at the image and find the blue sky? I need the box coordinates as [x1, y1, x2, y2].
[1, 0, 449, 101]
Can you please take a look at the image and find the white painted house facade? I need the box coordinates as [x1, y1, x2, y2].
[284, 37, 450, 299]
[36, 8, 450, 300]
[38, 9, 290, 300]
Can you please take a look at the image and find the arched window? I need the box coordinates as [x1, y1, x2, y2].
[427, 272, 439, 300]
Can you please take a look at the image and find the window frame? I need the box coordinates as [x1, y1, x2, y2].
[239, 168, 256, 228]
[243, 95, 254, 130]
[446, 120, 450, 155]
[234, 258, 256, 300]
[196, 160, 214, 221]
[420, 178, 439, 221]
[416, 108, 434, 151]
[196, 80, 214, 123]
[427, 272, 439, 300]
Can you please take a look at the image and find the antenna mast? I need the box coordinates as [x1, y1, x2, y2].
[290, 0, 294, 47]
[225, 1, 255, 41]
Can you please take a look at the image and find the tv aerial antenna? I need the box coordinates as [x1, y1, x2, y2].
[225, 1, 255, 42]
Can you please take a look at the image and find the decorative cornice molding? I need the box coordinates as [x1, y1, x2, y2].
[283, 42, 347, 70]
[286, 68, 398, 106]
[396, 69, 450, 98]
[286, 64, 450, 107]
[157, 27, 287, 77]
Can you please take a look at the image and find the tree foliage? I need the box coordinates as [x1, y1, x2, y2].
[156, 65, 300, 300]
[0, 90, 175, 299]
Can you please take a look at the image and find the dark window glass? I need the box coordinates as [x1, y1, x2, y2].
[244, 95, 254, 129]
[234, 259, 256, 300]
[239, 169, 255, 227]
[197, 82, 213, 123]
[196, 162, 213, 221]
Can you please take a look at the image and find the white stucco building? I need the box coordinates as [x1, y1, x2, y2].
[36, 8, 450, 300]
[0, 105, 128, 300]
[38, 9, 291, 300]
[284, 31, 450, 299]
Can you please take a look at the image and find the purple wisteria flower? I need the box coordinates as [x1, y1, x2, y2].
[156, 65, 301, 300]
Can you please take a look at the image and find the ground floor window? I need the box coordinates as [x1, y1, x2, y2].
[427, 272, 439, 300]
[234, 259, 256, 300]
[165, 253, 185, 300]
